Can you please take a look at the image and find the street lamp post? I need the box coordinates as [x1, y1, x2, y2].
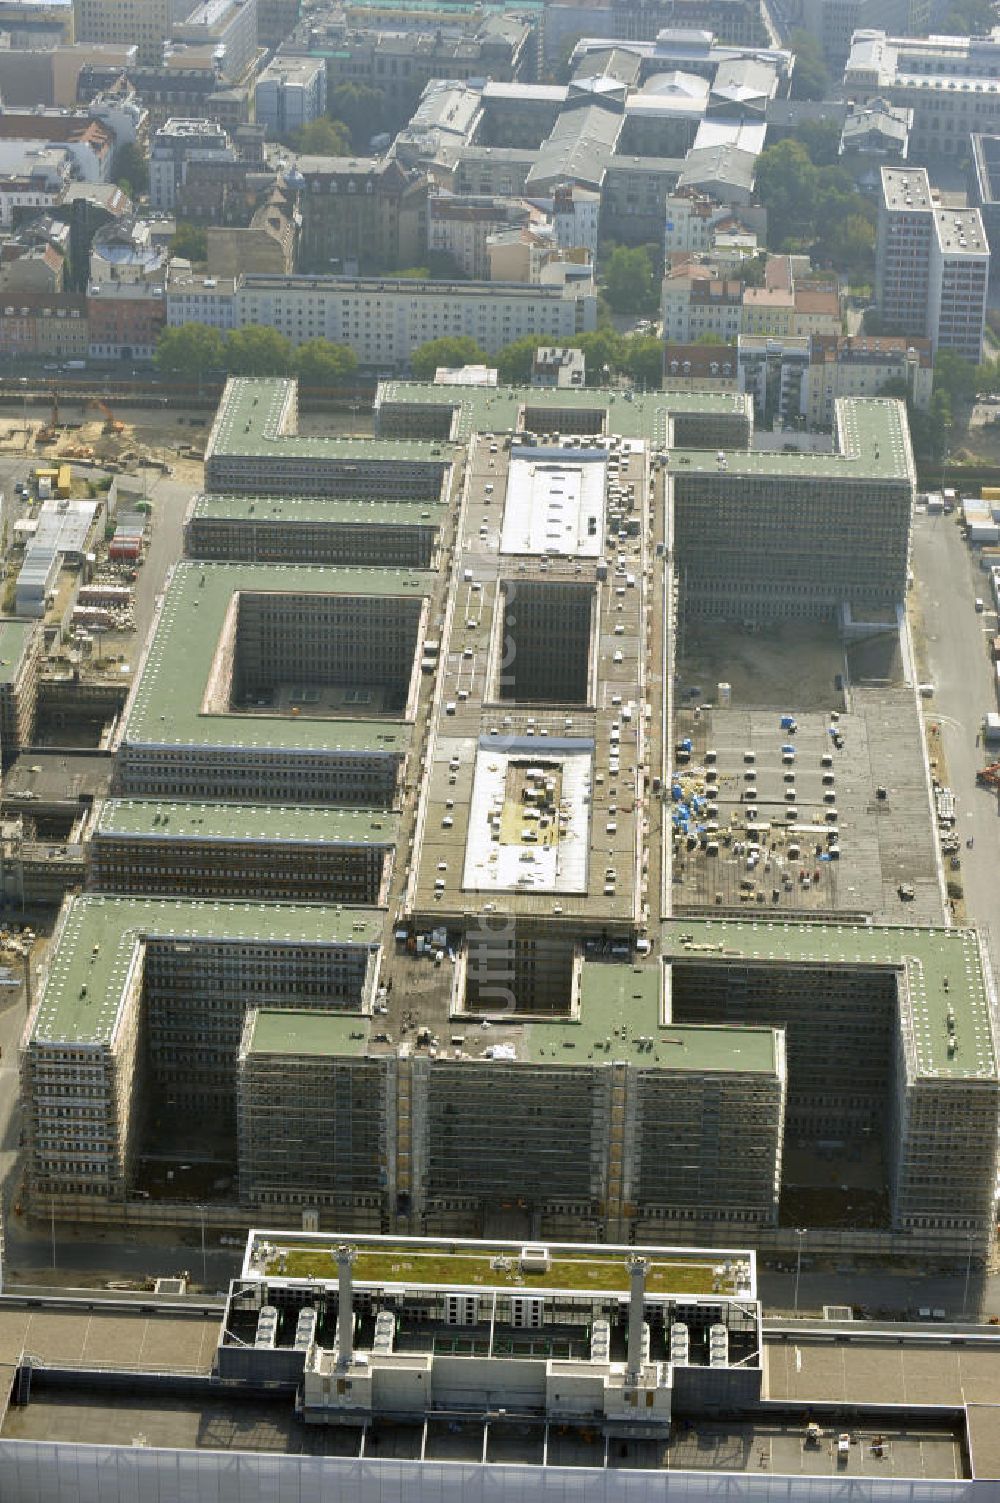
[793, 1227, 807, 1315]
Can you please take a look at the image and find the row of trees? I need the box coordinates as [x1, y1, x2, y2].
[155, 323, 359, 384]
[155, 323, 667, 390]
[409, 331, 665, 388]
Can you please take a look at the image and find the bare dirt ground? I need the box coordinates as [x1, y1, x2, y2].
[675, 620, 847, 712]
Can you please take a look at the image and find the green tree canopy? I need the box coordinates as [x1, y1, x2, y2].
[789, 30, 831, 101]
[933, 350, 979, 404]
[155, 322, 226, 377]
[943, 0, 995, 32]
[225, 324, 294, 376]
[823, 212, 875, 275]
[623, 335, 664, 389]
[755, 140, 818, 242]
[327, 83, 418, 149]
[791, 116, 842, 167]
[601, 245, 660, 315]
[295, 117, 351, 155]
[496, 335, 540, 384]
[410, 335, 487, 379]
[575, 328, 626, 382]
[294, 337, 359, 387]
[169, 222, 207, 262]
[113, 141, 148, 196]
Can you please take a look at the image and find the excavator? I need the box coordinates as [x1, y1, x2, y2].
[976, 761, 1000, 790]
[34, 385, 59, 444]
[97, 399, 125, 436]
[86, 398, 125, 436]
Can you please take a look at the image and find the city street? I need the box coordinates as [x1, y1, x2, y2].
[910, 506, 1000, 971]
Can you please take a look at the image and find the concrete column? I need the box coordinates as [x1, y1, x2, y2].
[626, 1256, 647, 1378]
[337, 1245, 355, 1367]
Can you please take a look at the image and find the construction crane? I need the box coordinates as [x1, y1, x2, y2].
[976, 761, 1000, 790]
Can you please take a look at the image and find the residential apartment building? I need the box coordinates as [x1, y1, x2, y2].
[876, 166, 989, 362]
[235, 272, 597, 367]
[0, 145, 72, 231]
[807, 334, 933, 428]
[427, 192, 534, 281]
[845, 30, 1000, 161]
[0, 292, 89, 358]
[254, 55, 326, 138]
[295, 156, 427, 276]
[149, 117, 235, 211]
[662, 266, 743, 344]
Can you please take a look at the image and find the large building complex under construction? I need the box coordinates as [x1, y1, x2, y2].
[18, 375, 1000, 1264]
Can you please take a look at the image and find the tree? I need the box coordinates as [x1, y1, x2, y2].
[113, 141, 148, 196]
[169, 222, 207, 262]
[789, 30, 831, 101]
[295, 117, 351, 156]
[575, 328, 626, 382]
[944, 0, 994, 32]
[410, 336, 488, 379]
[792, 115, 842, 168]
[294, 338, 358, 387]
[623, 335, 663, 389]
[225, 324, 294, 376]
[693, 332, 728, 346]
[155, 323, 226, 382]
[934, 349, 979, 405]
[821, 211, 875, 275]
[755, 140, 818, 243]
[602, 245, 659, 315]
[327, 83, 419, 150]
[496, 335, 540, 384]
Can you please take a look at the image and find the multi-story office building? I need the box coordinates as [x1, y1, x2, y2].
[74, 0, 174, 64]
[846, 30, 1000, 161]
[115, 557, 430, 804]
[88, 800, 398, 904]
[254, 55, 326, 137]
[876, 166, 989, 362]
[799, 0, 919, 71]
[24, 372, 999, 1266]
[184, 491, 441, 568]
[168, 0, 258, 83]
[0, 617, 41, 769]
[21, 893, 383, 1206]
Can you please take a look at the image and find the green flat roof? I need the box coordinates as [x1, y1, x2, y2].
[95, 799, 399, 846]
[32, 894, 382, 1047]
[377, 378, 751, 445]
[0, 618, 34, 683]
[190, 493, 444, 525]
[378, 381, 911, 477]
[663, 919, 996, 1081]
[206, 378, 453, 464]
[123, 560, 429, 754]
[523, 960, 779, 1074]
[669, 398, 914, 483]
[246, 1007, 370, 1057]
[256, 1234, 744, 1296]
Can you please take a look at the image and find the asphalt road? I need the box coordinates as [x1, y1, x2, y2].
[910, 506, 1000, 969]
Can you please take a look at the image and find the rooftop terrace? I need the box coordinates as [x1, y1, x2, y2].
[248, 1230, 751, 1298]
